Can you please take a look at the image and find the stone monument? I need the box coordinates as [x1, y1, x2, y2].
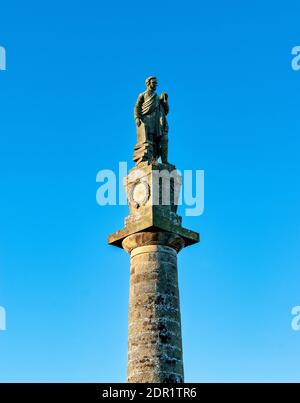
[108, 77, 199, 383]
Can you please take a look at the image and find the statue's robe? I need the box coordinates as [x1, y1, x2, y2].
[134, 90, 168, 139]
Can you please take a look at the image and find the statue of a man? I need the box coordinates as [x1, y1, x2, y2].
[134, 76, 169, 164]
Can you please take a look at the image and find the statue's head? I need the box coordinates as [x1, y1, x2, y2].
[145, 76, 158, 91]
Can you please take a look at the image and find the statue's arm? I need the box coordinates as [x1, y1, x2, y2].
[134, 94, 144, 122]
[160, 92, 169, 115]
[163, 100, 169, 115]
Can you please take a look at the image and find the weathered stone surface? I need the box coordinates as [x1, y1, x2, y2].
[107, 163, 200, 383]
[126, 232, 184, 383]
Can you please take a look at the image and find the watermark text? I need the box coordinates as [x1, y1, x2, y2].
[0, 306, 6, 331]
[291, 306, 300, 331]
[96, 162, 204, 217]
[291, 46, 300, 71]
[0, 46, 6, 71]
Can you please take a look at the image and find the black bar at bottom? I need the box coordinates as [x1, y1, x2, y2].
[0, 382, 288, 401]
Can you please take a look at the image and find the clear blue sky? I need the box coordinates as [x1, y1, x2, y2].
[0, 0, 300, 382]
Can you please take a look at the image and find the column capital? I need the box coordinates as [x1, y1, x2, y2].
[122, 231, 185, 254]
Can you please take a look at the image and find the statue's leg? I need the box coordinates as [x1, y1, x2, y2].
[159, 135, 168, 164]
[148, 131, 155, 161]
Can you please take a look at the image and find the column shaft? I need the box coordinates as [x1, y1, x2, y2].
[123, 233, 185, 383]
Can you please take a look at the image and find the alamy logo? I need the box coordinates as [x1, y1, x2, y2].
[0, 46, 6, 71]
[0, 306, 6, 331]
[96, 162, 205, 217]
[291, 306, 300, 331]
[291, 46, 300, 71]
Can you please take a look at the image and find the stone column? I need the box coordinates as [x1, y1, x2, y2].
[108, 162, 199, 382]
[122, 232, 185, 383]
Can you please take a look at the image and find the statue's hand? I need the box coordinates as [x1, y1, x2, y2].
[135, 118, 142, 127]
[161, 92, 168, 102]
